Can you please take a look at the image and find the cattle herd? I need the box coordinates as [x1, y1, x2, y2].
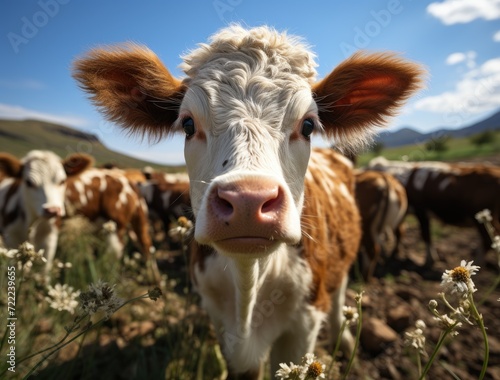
[1, 25, 499, 378]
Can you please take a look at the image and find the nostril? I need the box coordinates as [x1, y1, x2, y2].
[214, 188, 235, 218]
[261, 188, 281, 214]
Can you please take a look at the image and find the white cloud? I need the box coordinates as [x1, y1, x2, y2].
[494, 30, 500, 42]
[427, 0, 500, 25]
[0, 103, 88, 127]
[445, 51, 476, 68]
[414, 57, 500, 119]
[446, 52, 466, 65]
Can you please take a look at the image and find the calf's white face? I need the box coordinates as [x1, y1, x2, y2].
[181, 83, 316, 256]
[21, 151, 67, 220]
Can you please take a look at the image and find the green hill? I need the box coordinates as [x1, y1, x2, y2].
[0, 119, 182, 171]
[358, 129, 500, 167]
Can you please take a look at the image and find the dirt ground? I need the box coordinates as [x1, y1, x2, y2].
[342, 220, 500, 380]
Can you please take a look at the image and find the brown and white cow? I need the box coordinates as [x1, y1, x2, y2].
[368, 156, 500, 266]
[64, 156, 153, 261]
[73, 25, 423, 378]
[139, 169, 191, 241]
[354, 169, 408, 280]
[0, 150, 90, 273]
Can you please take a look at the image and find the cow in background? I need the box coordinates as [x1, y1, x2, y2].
[0, 150, 90, 274]
[368, 156, 500, 266]
[354, 169, 408, 280]
[139, 168, 191, 245]
[73, 24, 424, 378]
[64, 155, 153, 262]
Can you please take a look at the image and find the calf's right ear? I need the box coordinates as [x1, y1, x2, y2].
[72, 43, 185, 140]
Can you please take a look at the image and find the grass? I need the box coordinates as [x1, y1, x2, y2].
[0, 218, 226, 380]
[357, 130, 500, 167]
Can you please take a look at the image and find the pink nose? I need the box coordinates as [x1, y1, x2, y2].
[43, 206, 62, 218]
[210, 178, 284, 227]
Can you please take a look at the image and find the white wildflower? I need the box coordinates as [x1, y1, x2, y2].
[434, 313, 462, 334]
[168, 216, 193, 242]
[404, 319, 426, 354]
[275, 362, 304, 379]
[102, 220, 117, 233]
[343, 305, 359, 325]
[441, 260, 480, 298]
[46, 283, 80, 314]
[0, 247, 17, 259]
[475, 209, 492, 223]
[302, 353, 325, 379]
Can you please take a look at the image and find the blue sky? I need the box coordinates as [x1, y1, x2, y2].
[1, 0, 499, 165]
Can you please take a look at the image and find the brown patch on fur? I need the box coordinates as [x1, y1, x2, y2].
[355, 170, 407, 280]
[65, 169, 152, 258]
[301, 148, 360, 311]
[0, 153, 22, 180]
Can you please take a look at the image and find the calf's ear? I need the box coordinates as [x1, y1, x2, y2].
[313, 52, 425, 149]
[0, 153, 22, 178]
[72, 43, 185, 140]
[63, 153, 94, 177]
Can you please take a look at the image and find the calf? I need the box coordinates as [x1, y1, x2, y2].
[64, 156, 153, 260]
[354, 169, 408, 280]
[139, 169, 191, 242]
[73, 25, 423, 378]
[102, 166, 191, 248]
[0, 150, 89, 273]
[368, 157, 500, 266]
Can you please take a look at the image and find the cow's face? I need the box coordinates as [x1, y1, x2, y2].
[180, 61, 317, 255]
[21, 151, 68, 220]
[72, 25, 424, 258]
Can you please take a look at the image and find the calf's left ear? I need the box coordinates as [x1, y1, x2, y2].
[313, 52, 425, 149]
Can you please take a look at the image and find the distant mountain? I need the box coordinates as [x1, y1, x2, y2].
[377, 109, 500, 148]
[0, 119, 179, 171]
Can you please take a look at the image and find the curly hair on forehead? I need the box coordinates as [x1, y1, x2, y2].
[180, 24, 318, 84]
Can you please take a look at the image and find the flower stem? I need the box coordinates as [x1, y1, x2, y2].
[416, 351, 422, 377]
[342, 299, 363, 380]
[419, 327, 455, 380]
[469, 297, 489, 380]
[327, 320, 346, 376]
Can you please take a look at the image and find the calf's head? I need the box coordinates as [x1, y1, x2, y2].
[0, 151, 93, 222]
[73, 25, 424, 257]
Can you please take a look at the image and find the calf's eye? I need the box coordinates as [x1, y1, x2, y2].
[182, 117, 196, 138]
[25, 179, 35, 188]
[301, 118, 315, 139]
